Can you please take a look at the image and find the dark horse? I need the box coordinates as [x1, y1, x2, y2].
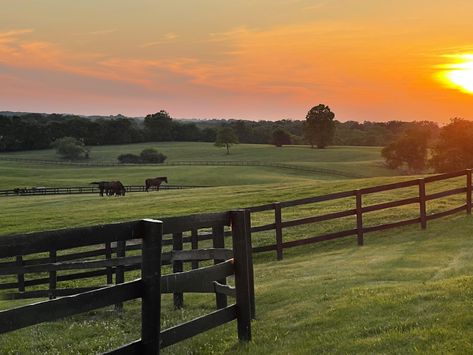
[91, 181, 126, 196]
[145, 176, 168, 192]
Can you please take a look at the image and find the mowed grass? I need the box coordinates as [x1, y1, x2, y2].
[0, 143, 397, 187]
[1, 175, 473, 354]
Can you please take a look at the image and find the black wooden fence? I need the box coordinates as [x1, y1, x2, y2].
[246, 169, 472, 260]
[0, 211, 255, 353]
[0, 184, 207, 197]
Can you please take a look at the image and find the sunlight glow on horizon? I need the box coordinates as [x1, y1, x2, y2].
[436, 54, 473, 95]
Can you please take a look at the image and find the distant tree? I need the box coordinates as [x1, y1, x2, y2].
[272, 128, 292, 147]
[51, 137, 89, 160]
[200, 127, 217, 142]
[215, 127, 239, 154]
[381, 127, 429, 172]
[430, 118, 473, 172]
[140, 148, 167, 163]
[144, 110, 174, 141]
[304, 104, 335, 148]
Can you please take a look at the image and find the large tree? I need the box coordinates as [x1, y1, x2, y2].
[304, 104, 335, 148]
[51, 137, 89, 160]
[144, 110, 174, 141]
[215, 127, 239, 154]
[381, 126, 430, 172]
[430, 118, 473, 172]
[272, 128, 292, 147]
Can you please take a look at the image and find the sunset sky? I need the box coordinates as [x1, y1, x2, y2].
[1, 0, 473, 122]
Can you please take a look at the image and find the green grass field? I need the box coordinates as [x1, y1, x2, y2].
[0, 143, 397, 190]
[1, 144, 472, 354]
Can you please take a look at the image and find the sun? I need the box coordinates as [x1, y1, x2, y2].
[436, 54, 473, 94]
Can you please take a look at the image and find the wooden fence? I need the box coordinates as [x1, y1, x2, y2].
[0, 169, 470, 297]
[0, 211, 255, 353]
[0, 156, 363, 178]
[0, 184, 207, 197]
[246, 169, 471, 260]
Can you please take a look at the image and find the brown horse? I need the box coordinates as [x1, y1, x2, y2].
[145, 176, 168, 192]
[91, 181, 126, 196]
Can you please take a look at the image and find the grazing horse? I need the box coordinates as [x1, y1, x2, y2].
[91, 181, 126, 196]
[145, 176, 168, 192]
[108, 181, 126, 196]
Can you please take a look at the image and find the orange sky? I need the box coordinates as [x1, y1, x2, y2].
[1, 1, 473, 122]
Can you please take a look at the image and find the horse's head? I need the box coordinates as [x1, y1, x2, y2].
[164, 177, 168, 183]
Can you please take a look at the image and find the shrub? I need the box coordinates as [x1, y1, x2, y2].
[140, 148, 167, 163]
[117, 153, 142, 164]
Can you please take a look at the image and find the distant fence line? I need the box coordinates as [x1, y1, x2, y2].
[0, 156, 364, 178]
[0, 185, 209, 197]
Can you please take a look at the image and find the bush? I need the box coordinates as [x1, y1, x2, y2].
[117, 149, 167, 164]
[117, 153, 142, 164]
[140, 148, 167, 163]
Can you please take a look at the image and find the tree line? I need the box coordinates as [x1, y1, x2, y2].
[0, 109, 446, 153]
[382, 118, 473, 173]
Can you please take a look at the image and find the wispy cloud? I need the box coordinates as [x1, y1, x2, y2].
[87, 29, 117, 36]
[139, 33, 179, 48]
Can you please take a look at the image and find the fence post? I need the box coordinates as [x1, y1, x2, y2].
[49, 249, 57, 299]
[467, 169, 472, 215]
[115, 240, 126, 311]
[355, 190, 363, 246]
[273, 203, 283, 260]
[191, 228, 199, 270]
[418, 178, 427, 229]
[173, 232, 184, 309]
[244, 209, 256, 319]
[212, 225, 227, 309]
[16, 256, 25, 292]
[105, 242, 113, 284]
[141, 219, 163, 354]
[231, 210, 252, 342]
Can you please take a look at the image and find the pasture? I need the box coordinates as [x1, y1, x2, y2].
[1, 144, 472, 354]
[0, 143, 396, 190]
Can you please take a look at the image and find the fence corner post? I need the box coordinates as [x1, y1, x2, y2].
[418, 178, 427, 229]
[467, 169, 472, 215]
[355, 190, 364, 246]
[231, 210, 252, 342]
[273, 202, 283, 260]
[141, 219, 163, 354]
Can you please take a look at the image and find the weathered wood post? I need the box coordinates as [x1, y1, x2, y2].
[141, 219, 163, 354]
[273, 202, 283, 260]
[244, 209, 256, 319]
[212, 225, 227, 309]
[355, 190, 364, 246]
[105, 242, 113, 284]
[16, 256, 25, 292]
[172, 232, 184, 309]
[115, 240, 126, 311]
[418, 178, 427, 229]
[467, 169, 472, 215]
[231, 210, 252, 342]
[191, 228, 199, 270]
[49, 249, 57, 299]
